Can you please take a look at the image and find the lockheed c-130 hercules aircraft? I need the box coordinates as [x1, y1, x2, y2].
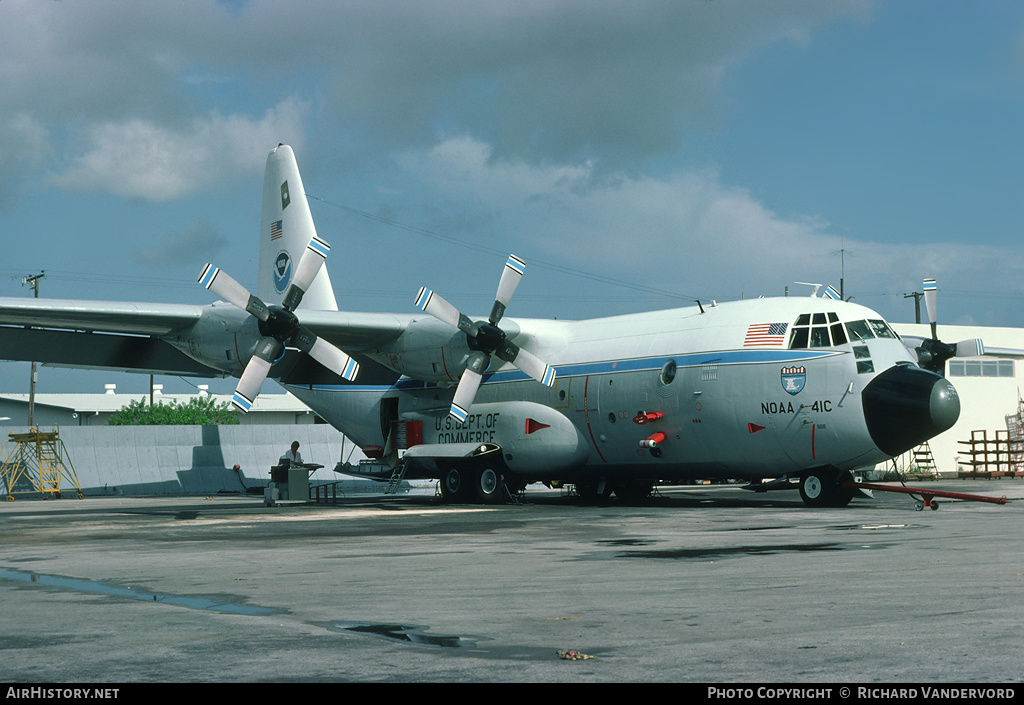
[0, 145, 1015, 507]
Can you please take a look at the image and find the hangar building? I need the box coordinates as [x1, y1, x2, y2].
[889, 322, 1023, 478]
[0, 387, 323, 427]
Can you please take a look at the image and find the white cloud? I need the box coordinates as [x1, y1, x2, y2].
[396, 136, 1024, 324]
[49, 98, 307, 202]
[4, 0, 873, 199]
[309, 0, 873, 167]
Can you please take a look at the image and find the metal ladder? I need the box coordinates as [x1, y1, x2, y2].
[1, 426, 82, 500]
[384, 462, 408, 495]
[908, 442, 939, 479]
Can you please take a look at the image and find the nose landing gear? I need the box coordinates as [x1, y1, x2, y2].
[798, 468, 855, 508]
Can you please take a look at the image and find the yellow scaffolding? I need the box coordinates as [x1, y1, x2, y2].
[1, 426, 82, 501]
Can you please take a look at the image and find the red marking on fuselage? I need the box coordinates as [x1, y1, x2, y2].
[582, 375, 607, 463]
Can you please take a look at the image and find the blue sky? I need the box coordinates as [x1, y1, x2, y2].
[1, 0, 1022, 396]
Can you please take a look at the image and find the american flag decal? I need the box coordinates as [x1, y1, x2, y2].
[270, 220, 283, 240]
[744, 322, 788, 347]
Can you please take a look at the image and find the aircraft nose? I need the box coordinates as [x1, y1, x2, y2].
[861, 364, 960, 457]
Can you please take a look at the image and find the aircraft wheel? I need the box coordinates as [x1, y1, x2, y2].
[799, 469, 853, 508]
[831, 470, 855, 507]
[799, 472, 826, 506]
[574, 481, 596, 500]
[475, 467, 504, 504]
[441, 467, 470, 503]
[613, 480, 653, 502]
[575, 479, 613, 502]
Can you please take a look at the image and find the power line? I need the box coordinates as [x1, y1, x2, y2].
[3, 269, 198, 291]
[307, 194, 701, 303]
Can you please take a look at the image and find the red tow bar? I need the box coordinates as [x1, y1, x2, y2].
[844, 482, 1009, 511]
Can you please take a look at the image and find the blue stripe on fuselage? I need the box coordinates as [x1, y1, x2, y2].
[291, 348, 842, 392]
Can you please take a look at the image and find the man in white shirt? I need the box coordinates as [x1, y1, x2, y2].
[281, 440, 303, 467]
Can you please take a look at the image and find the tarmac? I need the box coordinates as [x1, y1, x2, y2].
[1, 479, 1022, 685]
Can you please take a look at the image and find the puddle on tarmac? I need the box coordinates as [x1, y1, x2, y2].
[2, 566, 487, 650]
[329, 621, 487, 649]
[614, 542, 890, 560]
[831, 524, 913, 531]
[598, 538, 652, 546]
[0, 567, 285, 617]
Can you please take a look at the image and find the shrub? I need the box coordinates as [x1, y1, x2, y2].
[107, 397, 240, 426]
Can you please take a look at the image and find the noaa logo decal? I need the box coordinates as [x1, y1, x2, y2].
[781, 366, 806, 395]
[273, 250, 292, 294]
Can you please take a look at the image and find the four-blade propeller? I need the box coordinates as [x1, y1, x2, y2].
[199, 235, 359, 412]
[913, 277, 984, 374]
[415, 255, 555, 421]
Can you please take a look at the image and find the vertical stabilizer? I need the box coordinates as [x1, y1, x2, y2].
[258, 145, 338, 311]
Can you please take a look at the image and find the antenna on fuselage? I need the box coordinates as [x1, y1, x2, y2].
[794, 282, 823, 297]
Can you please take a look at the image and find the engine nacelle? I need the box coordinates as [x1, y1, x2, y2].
[403, 401, 589, 477]
[171, 304, 253, 376]
[380, 316, 473, 383]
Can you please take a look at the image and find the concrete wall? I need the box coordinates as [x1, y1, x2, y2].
[1, 424, 382, 497]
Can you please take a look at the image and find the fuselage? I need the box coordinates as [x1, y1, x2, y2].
[186, 294, 958, 485]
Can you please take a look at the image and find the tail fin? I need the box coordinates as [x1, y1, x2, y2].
[258, 144, 338, 311]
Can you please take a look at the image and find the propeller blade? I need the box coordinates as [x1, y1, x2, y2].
[288, 324, 360, 380]
[415, 287, 475, 334]
[955, 338, 985, 358]
[923, 278, 938, 339]
[231, 338, 281, 412]
[232, 357, 271, 413]
[494, 338, 555, 386]
[307, 336, 360, 381]
[198, 264, 269, 321]
[506, 344, 556, 386]
[450, 352, 489, 422]
[490, 254, 526, 324]
[282, 236, 331, 311]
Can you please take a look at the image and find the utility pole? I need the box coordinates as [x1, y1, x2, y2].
[904, 291, 923, 324]
[833, 238, 852, 301]
[22, 271, 45, 427]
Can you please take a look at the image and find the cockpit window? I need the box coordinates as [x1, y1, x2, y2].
[789, 312, 843, 349]
[868, 319, 897, 339]
[809, 326, 830, 347]
[845, 320, 874, 341]
[790, 327, 809, 349]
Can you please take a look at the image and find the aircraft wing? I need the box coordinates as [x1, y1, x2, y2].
[900, 335, 1024, 360]
[0, 326, 220, 376]
[291, 309, 410, 351]
[0, 297, 213, 376]
[0, 298, 204, 336]
[0, 297, 412, 378]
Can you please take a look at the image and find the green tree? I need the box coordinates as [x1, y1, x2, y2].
[107, 397, 240, 426]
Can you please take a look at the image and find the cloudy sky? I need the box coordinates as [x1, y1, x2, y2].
[1, 0, 1023, 395]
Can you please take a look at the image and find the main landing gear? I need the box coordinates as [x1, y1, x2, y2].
[440, 465, 510, 504]
[573, 479, 654, 502]
[798, 468, 855, 508]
